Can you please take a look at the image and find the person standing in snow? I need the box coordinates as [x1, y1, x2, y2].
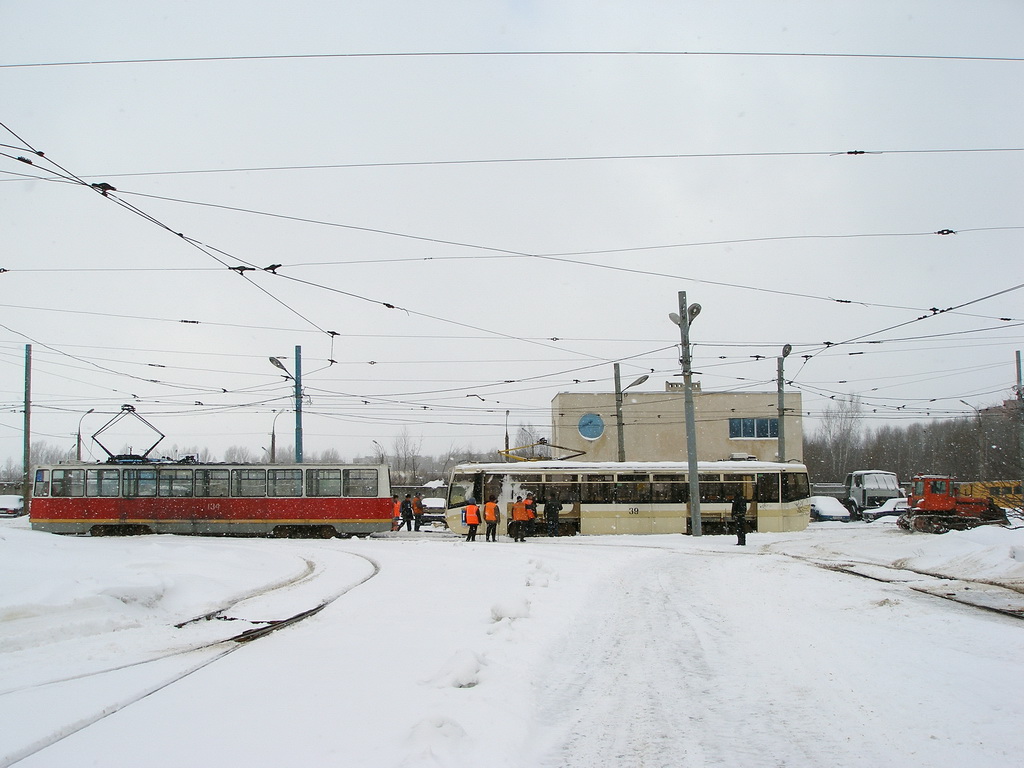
[464, 498, 481, 541]
[412, 493, 424, 531]
[391, 495, 401, 531]
[524, 492, 537, 537]
[731, 494, 748, 546]
[511, 495, 530, 542]
[400, 494, 414, 531]
[543, 495, 562, 537]
[483, 495, 500, 542]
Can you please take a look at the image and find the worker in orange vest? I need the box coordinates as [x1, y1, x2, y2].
[464, 498, 481, 542]
[484, 495, 500, 542]
[524, 492, 537, 537]
[391, 495, 401, 531]
[511, 495, 530, 542]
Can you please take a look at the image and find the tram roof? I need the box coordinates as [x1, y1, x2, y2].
[450, 460, 805, 474]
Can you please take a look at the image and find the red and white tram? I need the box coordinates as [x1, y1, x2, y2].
[30, 460, 393, 537]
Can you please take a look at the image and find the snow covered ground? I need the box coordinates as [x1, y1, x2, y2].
[2, 515, 1024, 767]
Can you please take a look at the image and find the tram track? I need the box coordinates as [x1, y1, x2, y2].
[558, 536, 1024, 622]
[0, 545, 381, 768]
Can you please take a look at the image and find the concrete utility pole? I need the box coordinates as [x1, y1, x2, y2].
[614, 363, 649, 462]
[670, 292, 702, 536]
[22, 344, 31, 506]
[777, 344, 792, 462]
[1017, 350, 1023, 510]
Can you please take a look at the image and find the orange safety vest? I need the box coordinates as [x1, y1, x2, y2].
[512, 501, 530, 521]
[393, 501, 401, 516]
[465, 504, 481, 525]
[484, 501, 499, 522]
[525, 498, 536, 519]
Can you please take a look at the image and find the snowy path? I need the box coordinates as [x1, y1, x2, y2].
[528, 546, 1023, 768]
[4, 521, 1024, 767]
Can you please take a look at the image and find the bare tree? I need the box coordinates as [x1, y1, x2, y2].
[224, 445, 255, 463]
[814, 396, 863, 480]
[391, 428, 423, 484]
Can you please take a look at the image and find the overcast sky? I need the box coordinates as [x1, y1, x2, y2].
[1, 1, 1022, 465]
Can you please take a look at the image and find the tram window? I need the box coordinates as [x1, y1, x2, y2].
[516, 475, 543, 484]
[159, 470, 194, 497]
[267, 469, 302, 497]
[123, 469, 157, 497]
[699, 474, 724, 503]
[307, 469, 342, 497]
[51, 469, 85, 498]
[781, 472, 810, 502]
[545, 482, 579, 504]
[33, 469, 50, 498]
[343, 469, 378, 497]
[652, 480, 687, 503]
[756, 473, 780, 503]
[195, 469, 230, 497]
[448, 474, 478, 507]
[722, 474, 754, 502]
[582, 474, 614, 504]
[481, 474, 503, 504]
[232, 469, 267, 497]
[615, 475, 651, 504]
[87, 469, 121, 497]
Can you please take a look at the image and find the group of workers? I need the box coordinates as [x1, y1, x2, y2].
[391, 493, 426, 532]
[463, 491, 563, 542]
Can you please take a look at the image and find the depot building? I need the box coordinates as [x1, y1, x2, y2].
[550, 381, 803, 464]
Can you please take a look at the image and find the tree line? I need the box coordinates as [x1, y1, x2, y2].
[803, 397, 1023, 484]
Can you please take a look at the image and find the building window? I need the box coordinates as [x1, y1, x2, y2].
[729, 417, 778, 439]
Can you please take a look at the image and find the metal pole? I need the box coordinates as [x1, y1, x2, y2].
[22, 344, 31, 507]
[777, 344, 791, 462]
[614, 363, 626, 462]
[1016, 350, 1022, 511]
[76, 408, 95, 461]
[294, 345, 303, 464]
[675, 292, 702, 536]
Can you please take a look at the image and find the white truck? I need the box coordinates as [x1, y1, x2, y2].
[842, 470, 901, 520]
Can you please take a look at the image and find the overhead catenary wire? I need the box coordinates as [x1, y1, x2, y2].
[3, 49, 1024, 69]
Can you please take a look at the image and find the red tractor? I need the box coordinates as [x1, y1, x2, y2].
[898, 474, 1008, 534]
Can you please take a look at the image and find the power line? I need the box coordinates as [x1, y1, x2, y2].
[3, 49, 1023, 69]
[4, 147, 1022, 183]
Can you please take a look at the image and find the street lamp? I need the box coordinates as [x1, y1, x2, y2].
[960, 400, 987, 478]
[614, 363, 649, 462]
[669, 291, 703, 536]
[269, 409, 286, 464]
[777, 344, 792, 461]
[76, 408, 95, 461]
[269, 346, 303, 463]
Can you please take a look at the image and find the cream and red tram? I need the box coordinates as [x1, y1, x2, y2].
[445, 460, 811, 536]
[30, 460, 392, 537]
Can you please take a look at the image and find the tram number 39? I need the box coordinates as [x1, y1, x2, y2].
[628, 507, 640, 515]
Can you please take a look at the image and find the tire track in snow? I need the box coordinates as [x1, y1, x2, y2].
[0, 547, 380, 768]
[529, 549, 890, 768]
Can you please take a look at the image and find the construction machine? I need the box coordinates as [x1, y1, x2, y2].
[897, 474, 1007, 534]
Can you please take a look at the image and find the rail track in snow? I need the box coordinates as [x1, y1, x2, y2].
[0, 545, 380, 768]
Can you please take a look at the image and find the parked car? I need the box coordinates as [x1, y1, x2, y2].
[863, 497, 909, 522]
[419, 497, 448, 528]
[809, 495, 851, 522]
[0, 495, 24, 517]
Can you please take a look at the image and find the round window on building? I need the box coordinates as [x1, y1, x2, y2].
[578, 413, 605, 440]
